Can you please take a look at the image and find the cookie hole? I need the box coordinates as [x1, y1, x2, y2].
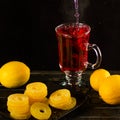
[40, 110, 44, 113]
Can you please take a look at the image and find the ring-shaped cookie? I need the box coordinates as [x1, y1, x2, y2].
[30, 102, 52, 120]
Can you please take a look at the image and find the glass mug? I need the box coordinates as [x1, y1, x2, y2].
[55, 23, 102, 88]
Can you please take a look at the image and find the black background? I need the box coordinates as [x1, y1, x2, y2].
[0, 0, 120, 71]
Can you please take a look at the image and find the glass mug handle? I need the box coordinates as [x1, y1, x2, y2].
[88, 44, 102, 69]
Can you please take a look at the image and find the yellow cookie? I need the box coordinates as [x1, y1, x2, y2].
[10, 111, 31, 120]
[24, 82, 48, 104]
[30, 102, 52, 120]
[7, 93, 30, 113]
[61, 97, 77, 110]
[49, 89, 72, 109]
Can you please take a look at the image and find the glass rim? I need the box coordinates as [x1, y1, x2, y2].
[55, 22, 91, 36]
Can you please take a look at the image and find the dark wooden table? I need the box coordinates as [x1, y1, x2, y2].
[0, 70, 120, 120]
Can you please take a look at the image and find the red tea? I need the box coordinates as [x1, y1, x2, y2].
[55, 23, 90, 72]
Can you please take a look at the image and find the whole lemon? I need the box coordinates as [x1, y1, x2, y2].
[0, 61, 30, 88]
[90, 68, 110, 91]
[99, 75, 120, 105]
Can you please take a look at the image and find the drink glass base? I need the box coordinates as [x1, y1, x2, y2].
[59, 71, 89, 93]
[65, 71, 82, 85]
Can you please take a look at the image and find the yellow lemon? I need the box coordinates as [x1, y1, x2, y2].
[0, 61, 30, 88]
[99, 75, 120, 105]
[90, 68, 110, 91]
